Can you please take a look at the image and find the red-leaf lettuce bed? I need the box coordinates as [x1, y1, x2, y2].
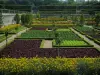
[0, 40, 100, 58]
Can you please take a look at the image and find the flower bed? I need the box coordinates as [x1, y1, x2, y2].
[0, 24, 20, 33]
[0, 58, 100, 75]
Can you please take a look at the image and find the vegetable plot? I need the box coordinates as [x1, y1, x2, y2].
[54, 29, 91, 47]
[0, 40, 100, 58]
[19, 30, 55, 39]
[53, 40, 90, 47]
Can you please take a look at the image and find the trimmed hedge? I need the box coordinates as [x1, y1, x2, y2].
[0, 58, 100, 75]
[32, 24, 74, 28]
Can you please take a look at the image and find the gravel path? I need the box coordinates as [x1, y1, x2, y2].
[43, 40, 52, 48]
[71, 28, 100, 51]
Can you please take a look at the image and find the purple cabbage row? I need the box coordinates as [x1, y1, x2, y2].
[0, 40, 100, 58]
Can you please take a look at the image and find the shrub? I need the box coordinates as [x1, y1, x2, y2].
[25, 14, 33, 27]
[14, 14, 20, 24]
[0, 24, 20, 33]
[0, 58, 99, 75]
[21, 14, 26, 25]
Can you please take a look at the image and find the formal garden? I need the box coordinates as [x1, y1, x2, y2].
[0, 0, 100, 75]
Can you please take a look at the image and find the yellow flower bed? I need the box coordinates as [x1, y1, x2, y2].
[0, 24, 20, 32]
[0, 58, 99, 75]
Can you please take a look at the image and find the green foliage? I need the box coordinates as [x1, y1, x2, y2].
[21, 14, 26, 25]
[53, 40, 89, 47]
[56, 29, 70, 31]
[75, 26, 93, 32]
[53, 28, 91, 47]
[21, 13, 33, 27]
[80, 14, 85, 26]
[0, 58, 100, 75]
[68, 0, 74, 5]
[36, 12, 40, 18]
[19, 28, 86, 42]
[0, 24, 20, 33]
[0, 13, 3, 27]
[14, 14, 20, 24]
[25, 13, 33, 27]
[0, 34, 12, 42]
[19, 30, 55, 39]
[95, 14, 100, 27]
[56, 30, 82, 40]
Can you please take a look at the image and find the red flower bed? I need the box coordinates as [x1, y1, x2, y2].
[0, 40, 100, 58]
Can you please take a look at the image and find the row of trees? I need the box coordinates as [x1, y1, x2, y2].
[14, 13, 33, 27]
[71, 14, 100, 27]
[3, 13, 33, 47]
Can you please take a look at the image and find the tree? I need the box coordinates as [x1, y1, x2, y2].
[95, 14, 100, 27]
[52, 21, 56, 31]
[25, 13, 33, 27]
[60, 13, 63, 18]
[73, 16, 78, 25]
[36, 12, 40, 18]
[5, 30, 9, 47]
[0, 13, 3, 28]
[14, 14, 20, 24]
[55, 32, 61, 57]
[80, 14, 85, 26]
[68, 0, 74, 5]
[88, 10, 95, 26]
[56, 38, 61, 57]
[21, 14, 26, 25]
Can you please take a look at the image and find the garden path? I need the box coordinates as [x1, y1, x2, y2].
[43, 40, 52, 48]
[71, 28, 100, 51]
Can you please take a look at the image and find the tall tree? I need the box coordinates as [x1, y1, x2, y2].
[5, 30, 8, 47]
[55, 32, 60, 57]
[25, 13, 33, 27]
[21, 14, 26, 25]
[95, 14, 100, 27]
[14, 14, 20, 24]
[80, 14, 85, 26]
